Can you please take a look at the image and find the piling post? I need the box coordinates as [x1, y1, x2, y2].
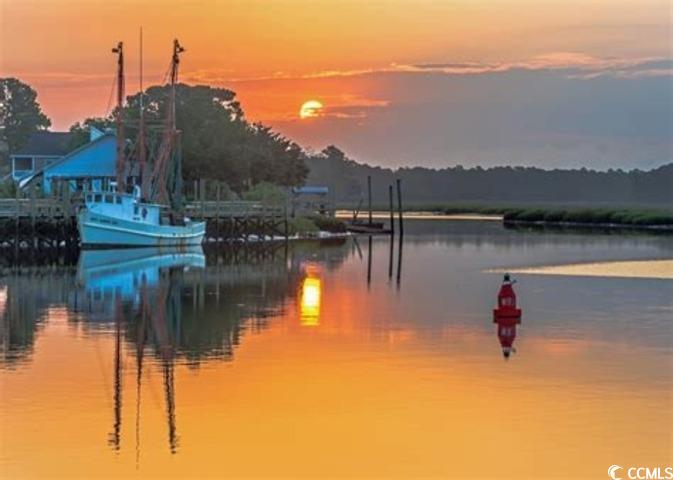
[14, 180, 20, 249]
[388, 184, 395, 235]
[30, 185, 36, 248]
[367, 235, 373, 288]
[216, 182, 221, 243]
[388, 234, 394, 279]
[367, 175, 373, 226]
[396, 178, 404, 236]
[200, 179, 205, 220]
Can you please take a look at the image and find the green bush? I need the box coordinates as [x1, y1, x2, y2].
[308, 215, 347, 233]
[0, 179, 17, 198]
[503, 207, 673, 226]
[287, 217, 319, 236]
[242, 182, 287, 205]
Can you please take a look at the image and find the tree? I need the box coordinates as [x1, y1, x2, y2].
[67, 117, 114, 150]
[69, 83, 308, 192]
[0, 78, 51, 153]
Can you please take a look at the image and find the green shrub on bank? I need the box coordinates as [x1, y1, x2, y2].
[308, 215, 347, 233]
[287, 217, 319, 236]
[242, 182, 287, 205]
[0, 179, 17, 198]
[503, 208, 673, 226]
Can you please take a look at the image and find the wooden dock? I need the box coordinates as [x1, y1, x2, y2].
[0, 192, 287, 249]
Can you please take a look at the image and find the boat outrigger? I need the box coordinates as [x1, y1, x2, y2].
[77, 38, 205, 248]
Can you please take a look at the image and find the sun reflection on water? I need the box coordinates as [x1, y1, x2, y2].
[300, 276, 322, 326]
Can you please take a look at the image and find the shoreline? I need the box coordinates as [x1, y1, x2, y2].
[503, 219, 673, 232]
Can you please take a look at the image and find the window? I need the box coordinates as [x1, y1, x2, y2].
[13, 157, 32, 171]
[115, 196, 122, 204]
[134, 206, 139, 215]
[94, 194, 102, 203]
[86, 194, 92, 202]
[104, 195, 114, 203]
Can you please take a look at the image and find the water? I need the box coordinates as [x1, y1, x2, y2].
[1, 221, 672, 479]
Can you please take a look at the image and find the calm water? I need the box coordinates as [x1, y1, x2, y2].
[1, 221, 672, 479]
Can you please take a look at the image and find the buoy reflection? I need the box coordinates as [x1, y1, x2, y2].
[300, 277, 322, 326]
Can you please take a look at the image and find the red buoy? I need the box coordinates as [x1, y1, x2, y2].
[493, 273, 522, 320]
[493, 273, 522, 359]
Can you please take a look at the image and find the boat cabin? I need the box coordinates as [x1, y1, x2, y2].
[84, 185, 162, 226]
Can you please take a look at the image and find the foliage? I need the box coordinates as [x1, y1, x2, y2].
[287, 217, 319, 236]
[0, 78, 51, 153]
[70, 84, 308, 193]
[503, 208, 673, 226]
[306, 150, 673, 207]
[0, 178, 17, 198]
[67, 117, 114, 150]
[242, 181, 287, 205]
[307, 215, 347, 233]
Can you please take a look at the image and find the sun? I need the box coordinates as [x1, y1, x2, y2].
[299, 100, 323, 119]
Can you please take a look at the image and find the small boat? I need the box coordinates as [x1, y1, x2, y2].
[493, 273, 522, 319]
[78, 186, 205, 247]
[77, 39, 205, 248]
[346, 221, 390, 234]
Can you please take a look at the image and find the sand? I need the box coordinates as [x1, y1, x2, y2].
[489, 259, 673, 280]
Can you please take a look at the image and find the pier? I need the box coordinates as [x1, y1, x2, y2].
[0, 184, 287, 249]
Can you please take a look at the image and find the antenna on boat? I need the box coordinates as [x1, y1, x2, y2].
[138, 27, 148, 200]
[112, 41, 126, 193]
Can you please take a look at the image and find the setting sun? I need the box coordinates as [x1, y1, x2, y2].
[299, 100, 323, 119]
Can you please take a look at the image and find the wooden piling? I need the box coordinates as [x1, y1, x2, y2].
[367, 235, 373, 287]
[388, 184, 395, 236]
[200, 179, 206, 220]
[396, 178, 404, 236]
[367, 175, 373, 226]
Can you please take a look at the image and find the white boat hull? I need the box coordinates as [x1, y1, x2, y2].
[78, 209, 205, 248]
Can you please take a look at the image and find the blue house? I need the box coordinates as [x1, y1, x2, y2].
[10, 131, 73, 181]
[291, 185, 333, 216]
[19, 128, 119, 194]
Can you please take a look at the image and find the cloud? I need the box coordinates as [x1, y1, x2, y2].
[270, 60, 673, 170]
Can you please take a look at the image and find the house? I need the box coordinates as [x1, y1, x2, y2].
[18, 128, 121, 194]
[10, 131, 73, 181]
[291, 186, 333, 216]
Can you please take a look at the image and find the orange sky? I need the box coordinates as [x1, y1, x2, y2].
[1, 0, 671, 168]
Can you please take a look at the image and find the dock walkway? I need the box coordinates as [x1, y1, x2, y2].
[0, 194, 287, 249]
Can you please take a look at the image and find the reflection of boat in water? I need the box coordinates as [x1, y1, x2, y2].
[77, 247, 205, 301]
[493, 273, 522, 359]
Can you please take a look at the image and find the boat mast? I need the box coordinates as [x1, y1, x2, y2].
[138, 28, 148, 199]
[112, 42, 125, 193]
[151, 39, 184, 207]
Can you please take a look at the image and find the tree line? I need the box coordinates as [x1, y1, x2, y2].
[305, 146, 673, 207]
[2, 77, 671, 206]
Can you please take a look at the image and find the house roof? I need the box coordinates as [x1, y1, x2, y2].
[12, 131, 73, 157]
[17, 132, 117, 189]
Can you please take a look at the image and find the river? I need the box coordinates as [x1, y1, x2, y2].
[1, 220, 671, 479]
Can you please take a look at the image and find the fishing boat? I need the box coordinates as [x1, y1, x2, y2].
[77, 39, 205, 248]
[78, 186, 205, 247]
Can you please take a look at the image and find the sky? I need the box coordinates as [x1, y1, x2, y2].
[1, 0, 672, 169]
